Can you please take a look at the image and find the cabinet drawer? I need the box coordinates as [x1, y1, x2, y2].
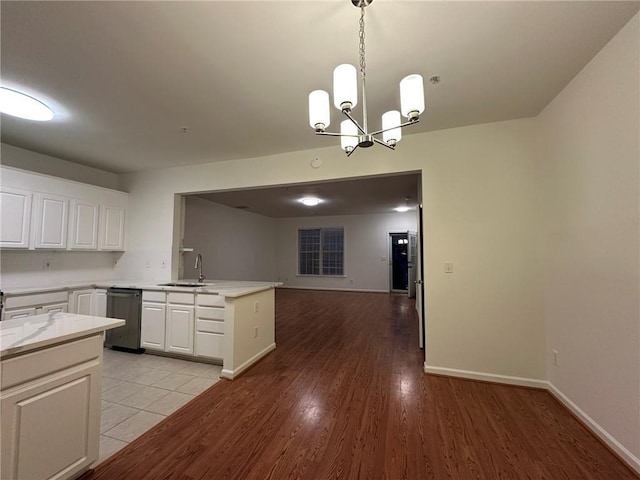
[5, 290, 69, 309]
[196, 318, 224, 334]
[1, 335, 102, 390]
[142, 291, 166, 302]
[167, 292, 195, 305]
[196, 306, 224, 321]
[195, 331, 224, 358]
[197, 294, 225, 307]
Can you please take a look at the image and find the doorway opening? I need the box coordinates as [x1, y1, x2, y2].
[389, 233, 409, 292]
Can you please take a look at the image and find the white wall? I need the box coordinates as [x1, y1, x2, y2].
[275, 212, 416, 292]
[118, 117, 545, 385]
[1, 143, 121, 190]
[538, 13, 640, 466]
[181, 196, 277, 282]
[0, 250, 120, 289]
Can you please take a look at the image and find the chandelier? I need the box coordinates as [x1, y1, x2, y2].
[308, 0, 425, 156]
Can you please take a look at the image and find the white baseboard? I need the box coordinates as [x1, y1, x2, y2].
[424, 364, 548, 389]
[548, 382, 640, 475]
[221, 343, 276, 380]
[278, 285, 388, 294]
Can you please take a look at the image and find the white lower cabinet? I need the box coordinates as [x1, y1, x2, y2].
[195, 306, 225, 359]
[71, 289, 94, 315]
[4, 308, 37, 320]
[43, 303, 68, 315]
[3, 291, 69, 321]
[93, 289, 107, 317]
[140, 290, 224, 361]
[141, 301, 166, 351]
[0, 335, 102, 480]
[166, 304, 194, 355]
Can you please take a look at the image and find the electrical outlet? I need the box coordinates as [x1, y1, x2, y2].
[253, 326, 258, 338]
[145, 260, 151, 269]
[445, 261, 454, 273]
[553, 349, 559, 366]
[254, 301, 259, 314]
[349, 278, 354, 284]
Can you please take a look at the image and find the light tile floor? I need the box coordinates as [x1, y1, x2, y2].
[98, 349, 221, 464]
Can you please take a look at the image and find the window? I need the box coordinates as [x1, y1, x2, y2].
[298, 227, 344, 276]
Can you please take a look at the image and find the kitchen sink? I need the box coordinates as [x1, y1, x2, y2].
[158, 282, 209, 287]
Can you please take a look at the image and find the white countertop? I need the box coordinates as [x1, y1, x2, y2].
[2, 280, 282, 298]
[0, 312, 125, 357]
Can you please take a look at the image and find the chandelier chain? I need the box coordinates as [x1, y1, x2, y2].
[359, 5, 366, 79]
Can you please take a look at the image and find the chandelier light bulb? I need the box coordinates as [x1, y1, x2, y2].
[382, 110, 402, 145]
[400, 74, 425, 121]
[0, 87, 54, 121]
[333, 64, 358, 112]
[340, 120, 358, 153]
[309, 90, 330, 131]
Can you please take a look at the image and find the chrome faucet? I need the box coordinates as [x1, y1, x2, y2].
[194, 253, 205, 282]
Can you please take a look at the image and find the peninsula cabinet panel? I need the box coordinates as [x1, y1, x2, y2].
[0, 187, 32, 249]
[0, 363, 100, 480]
[100, 205, 125, 251]
[34, 193, 69, 249]
[69, 200, 99, 250]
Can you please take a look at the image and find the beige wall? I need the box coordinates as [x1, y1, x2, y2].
[118, 117, 545, 384]
[538, 13, 640, 462]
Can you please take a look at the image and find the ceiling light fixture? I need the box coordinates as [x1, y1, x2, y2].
[308, 0, 425, 156]
[394, 206, 410, 213]
[300, 197, 322, 206]
[0, 87, 54, 121]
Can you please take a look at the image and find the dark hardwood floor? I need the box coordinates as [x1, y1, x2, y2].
[84, 289, 637, 479]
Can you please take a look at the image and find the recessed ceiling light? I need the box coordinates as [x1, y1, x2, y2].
[0, 87, 54, 121]
[394, 206, 410, 213]
[300, 197, 322, 206]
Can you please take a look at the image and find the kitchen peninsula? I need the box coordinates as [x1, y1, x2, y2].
[2, 280, 281, 380]
[0, 312, 124, 480]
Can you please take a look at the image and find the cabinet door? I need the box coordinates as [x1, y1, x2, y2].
[166, 304, 194, 355]
[4, 308, 37, 320]
[93, 289, 107, 317]
[141, 302, 166, 350]
[69, 200, 99, 250]
[100, 205, 125, 251]
[35, 193, 69, 249]
[0, 362, 100, 480]
[72, 290, 94, 315]
[0, 187, 32, 249]
[43, 303, 68, 315]
[195, 331, 224, 359]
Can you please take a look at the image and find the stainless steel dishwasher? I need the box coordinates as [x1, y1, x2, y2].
[105, 288, 144, 353]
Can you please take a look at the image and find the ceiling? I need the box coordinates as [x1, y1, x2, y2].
[194, 172, 420, 218]
[2, 1, 638, 174]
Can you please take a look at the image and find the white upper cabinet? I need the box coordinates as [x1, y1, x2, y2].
[0, 187, 32, 249]
[1, 166, 128, 251]
[100, 205, 125, 251]
[69, 200, 100, 250]
[34, 193, 69, 249]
